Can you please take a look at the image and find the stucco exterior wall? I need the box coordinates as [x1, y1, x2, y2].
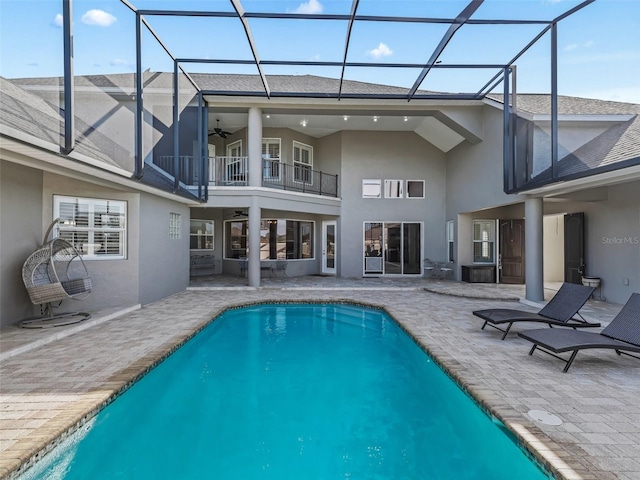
[544, 181, 640, 305]
[0, 161, 43, 326]
[339, 131, 446, 277]
[42, 172, 141, 312]
[138, 195, 190, 305]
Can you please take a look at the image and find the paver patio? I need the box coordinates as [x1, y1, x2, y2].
[0, 279, 638, 479]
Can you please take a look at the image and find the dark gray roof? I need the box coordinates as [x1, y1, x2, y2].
[12, 72, 436, 97]
[489, 93, 640, 116]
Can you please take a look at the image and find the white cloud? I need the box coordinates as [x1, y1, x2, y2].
[81, 9, 117, 27]
[110, 58, 132, 67]
[583, 40, 594, 48]
[293, 0, 323, 14]
[366, 43, 393, 59]
[564, 43, 577, 52]
[53, 13, 63, 28]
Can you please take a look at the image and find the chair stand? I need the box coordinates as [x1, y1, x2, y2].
[20, 303, 91, 329]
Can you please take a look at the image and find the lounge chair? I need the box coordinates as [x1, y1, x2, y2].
[473, 282, 599, 340]
[518, 293, 640, 372]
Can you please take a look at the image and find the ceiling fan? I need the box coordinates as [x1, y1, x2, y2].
[232, 210, 248, 217]
[209, 119, 233, 139]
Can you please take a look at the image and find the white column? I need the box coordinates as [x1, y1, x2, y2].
[247, 107, 262, 188]
[247, 196, 261, 287]
[525, 196, 544, 301]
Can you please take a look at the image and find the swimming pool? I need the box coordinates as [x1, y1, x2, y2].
[22, 303, 549, 479]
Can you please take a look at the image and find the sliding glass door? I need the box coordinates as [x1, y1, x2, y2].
[364, 222, 422, 275]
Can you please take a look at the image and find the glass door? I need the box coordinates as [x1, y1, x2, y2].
[322, 221, 336, 275]
[364, 222, 422, 275]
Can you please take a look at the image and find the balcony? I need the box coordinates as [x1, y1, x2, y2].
[153, 156, 338, 197]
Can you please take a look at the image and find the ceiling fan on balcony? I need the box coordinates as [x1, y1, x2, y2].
[232, 210, 248, 218]
[209, 119, 233, 139]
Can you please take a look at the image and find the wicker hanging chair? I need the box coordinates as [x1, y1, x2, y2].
[20, 218, 92, 328]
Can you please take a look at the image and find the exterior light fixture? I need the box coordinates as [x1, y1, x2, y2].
[344, 115, 348, 121]
[301, 119, 307, 127]
[404, 116, 409, 122]
[265, 114, 271, 118]
[373, 116, 378, 122]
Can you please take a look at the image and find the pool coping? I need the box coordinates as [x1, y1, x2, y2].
[2, 298, 597, 480]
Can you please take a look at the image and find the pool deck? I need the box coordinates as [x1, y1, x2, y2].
[1, 277, 638, 479]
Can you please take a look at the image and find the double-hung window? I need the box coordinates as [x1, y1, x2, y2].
[473, 220, 495, 263]
[54, 196, 126, 259]
[293, 141, 313, 184]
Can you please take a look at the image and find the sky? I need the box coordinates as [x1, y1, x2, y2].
[1, 0, 639, 103]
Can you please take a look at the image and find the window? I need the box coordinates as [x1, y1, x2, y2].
[406, 180, 425, 198]
[259, 219, 314, 260]
[207, 144, 216, 184]
[226, 140, 242, 157]
[473, 220, 495, 263]
[293, 141, 313, 184]
[190, 219, 214, 250]
[225, 220, 248, 259]
[362, 179, 381, 198]
[384, 180, 404, 198]
[262, 138, 281, 180]
[447, 220, 455, 262]
[54, 196, 126, 259]
[169, 213, 181, 239]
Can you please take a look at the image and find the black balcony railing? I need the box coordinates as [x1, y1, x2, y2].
[262, 159, 338, 197]
[153, 156, 338, 197]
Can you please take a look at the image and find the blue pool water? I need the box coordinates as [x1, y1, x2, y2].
[24, 304, 549, 479]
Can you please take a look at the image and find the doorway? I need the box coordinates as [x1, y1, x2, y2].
[564, 212, 585, 284]
[499, 219, 525, 284]
[322, 220, 336, 275]
[364, 222, 422, 275]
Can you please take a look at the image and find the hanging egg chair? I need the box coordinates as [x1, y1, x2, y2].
[20, 218, 92, 328]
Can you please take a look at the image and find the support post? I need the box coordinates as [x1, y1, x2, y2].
[134, 12, 144, 179]
[247, 107, 262, 187]
[173, 60, 180, 192]
[248, 197, 261, 287]
[62, 0, 75, 154]
[525, 196, 544, 302]
[551, 22, 559, 180]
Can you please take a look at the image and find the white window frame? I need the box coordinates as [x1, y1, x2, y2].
[226, 140, 242, 157]
[293, 141, 313, 185]
[190, 219, 214, 251]
[384, 179, 404, 198]
[473, 219, 495, 263]
[447, 220, 455, 262]
[362, 179, 382, 198]
[53, 195, 127, 260]
[207, 144, 216, 184]
[169, 212, 181, 240]
[406, 180, 425, 199]
[262, 138, 281, 180]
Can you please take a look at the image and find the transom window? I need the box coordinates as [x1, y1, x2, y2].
[293, 141, 313, 184]
[224, 219, 314, 260]
[362, 179, 381, 198]
[54, 196, 126, 260]
[384, 180, 404, 198]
